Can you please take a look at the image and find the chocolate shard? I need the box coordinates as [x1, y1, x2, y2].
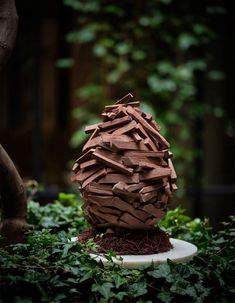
[164, 150, 173, 159]
[168, 158, 177, 182]
[105, 102, 140, 111]
[145, 217, 160, 226]
[75, 148, 95, 164]
[71, 166, 103, 183]
[111, 140, 149, 151]
[140, 190, 158, 203]
[104, 104, 121, 111]
[88, 195, 134, 216]
[111, 199, 148, 221]
[144, 138, 158, 151]
[112, 182, 140, 199]
[124, 150, 166, 158]
[86, 183, 113, 196]
[96, 147, 123, 162]
[124, 182, 146, 192]
[149, 120, 161, 132]
[165, 182, 172, 196]
[139, 182, 165, 194]
[141, 204, 165, 219]
[142, 113, 152, 121]
[112, 181, 126, 191]
[72, 162, 79, 173]
[101, 133, 131, 143]
[99, 173, 139, 184]
[87, 195, 117, 207]
[140, 167, 171, 181]
[135, 123, 148, 139]
[89, 207, 119, 225]
[122, 156, 147, 167]
[106, 167, 120, 174]
[125, 101, 140, 107]
[92, 205, 122, 216]
[115, 93, 134, 104]
[98, 142, 115, 152]
[99, 116, 132, 131]
[172, 183, 178, 192]
[122, 156, 162, 169]
[82, 136, 102, 152]
[119, 213, 148, 229]
[158, 192, 169, 203]
[130, 208, 150, 222]
[112, 120, 137, 135]
[92, 149, 133, 175]
[81, 168, 107, 189]
[126, 106, 170, 149]
[131, 131, 142, 143]
[84, 123, 101, 133]
[138, 161, 161, 170]
[80, 159, 98, 170]
[101, 111, 117, 120]
[88, 182, 113, 191]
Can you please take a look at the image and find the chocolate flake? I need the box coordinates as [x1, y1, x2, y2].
[99, 116, 132, 131]
[93, 150, 133, 175]
[85, 123, 101, 134]
[140, 167, 171, 181]
[111, 140, 149, 151]
[115, 93, 134, 104]
[112, 120, 137, 135]
[81, 168, 107, 189]
[80, 159, 97, 170]
[126, 106, 170, 149]
[99, 173, 140, 184]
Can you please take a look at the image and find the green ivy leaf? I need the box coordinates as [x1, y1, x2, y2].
[148, 264, 171, 279]
[129, 281, 148, 297]
[93, 44, 107, 57]
[208, 70, 225, 81]
[92, 282, 114, 299]
[80, 270, 93, 282]
[132, 50, 146, 61]
[115, 42, 130, 55]
[114, 291, 127, 301]
[55, 58, 74, 68]
[178, 33, 199, 50]
[157, 291, 172, 303]
[66, 28, 96, 43]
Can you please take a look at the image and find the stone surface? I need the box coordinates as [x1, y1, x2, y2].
[89, 238, 198, 269]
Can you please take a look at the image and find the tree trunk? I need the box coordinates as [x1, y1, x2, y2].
[0, 0, 28, 246]
[0, 145, 28, 246]
[0, 0, 18, 69]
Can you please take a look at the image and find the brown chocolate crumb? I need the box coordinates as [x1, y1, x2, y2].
[78, 227, 173, 255]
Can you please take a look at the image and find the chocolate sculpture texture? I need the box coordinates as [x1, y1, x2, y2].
[72, 94, 177, 237]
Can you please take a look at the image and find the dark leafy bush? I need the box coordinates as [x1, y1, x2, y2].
[0, 193, 234, 302]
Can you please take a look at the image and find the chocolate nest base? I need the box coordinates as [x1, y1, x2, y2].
[78, 227, 173, 255]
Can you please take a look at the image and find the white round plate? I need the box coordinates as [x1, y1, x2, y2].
[71, 237, 198, 269]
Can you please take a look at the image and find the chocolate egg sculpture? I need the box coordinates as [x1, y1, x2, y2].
[72, 94, 177, 232]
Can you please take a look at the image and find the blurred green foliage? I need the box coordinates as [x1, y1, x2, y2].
[60, 0, 226, 199]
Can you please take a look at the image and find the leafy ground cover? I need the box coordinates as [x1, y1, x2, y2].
[0, 193, 234, 303]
